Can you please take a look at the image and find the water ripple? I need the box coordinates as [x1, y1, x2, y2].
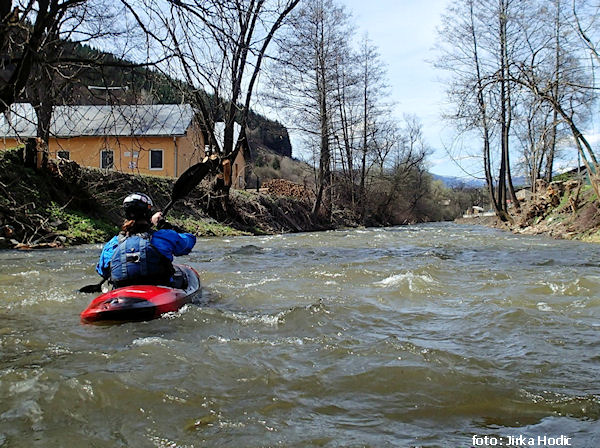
[1, 224, 599, 446]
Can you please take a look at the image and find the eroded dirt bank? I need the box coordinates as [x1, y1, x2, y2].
[0, 149, 351, 249]
[456, 178, 600, 243]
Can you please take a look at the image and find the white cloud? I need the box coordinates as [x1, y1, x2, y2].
[343, 0, 454, 169]
[583, 132, 600, 145]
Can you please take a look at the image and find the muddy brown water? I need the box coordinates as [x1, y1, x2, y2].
[0, 223, 599, 447]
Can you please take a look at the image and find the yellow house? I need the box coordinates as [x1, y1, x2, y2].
[0, 103, 247, 186]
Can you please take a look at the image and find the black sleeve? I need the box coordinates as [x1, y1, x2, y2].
[156, 218, 185, 233]
[155, 218, 172, 230]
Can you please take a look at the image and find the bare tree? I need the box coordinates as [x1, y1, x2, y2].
[514, 97, 556, 192]
[511, 0, 597, 193]
[545, 0, 562, 182]
[270, 0, 433, 224]
[355, 34, 391, 220]
[267, 0, 352, 219]
[0, 0, 93, 114]
[2, 0, 158, 147]
[436, 0, 510, 218]
[436, 0, 598, 217]
[571, 0, 600, 66]
[497, 0, 520, 211]
[331, 37, 360, 208]
[326, 33, 391, 221]
[369, 115, 429, 224]
[122, 0, 300, 192]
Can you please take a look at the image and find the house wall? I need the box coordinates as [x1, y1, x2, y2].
[174, 123, 205, 176]
[1, 138, 21, 151]
[1, 129, 207, 178]
[232, 150, 247, 189]
[1, 126, 249, 188]
[53, 136, 180, 176]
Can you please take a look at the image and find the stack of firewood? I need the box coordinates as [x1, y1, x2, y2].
[262, 179, 312, 200]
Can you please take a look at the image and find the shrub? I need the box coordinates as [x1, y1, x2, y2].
[47, 202, 117, 244]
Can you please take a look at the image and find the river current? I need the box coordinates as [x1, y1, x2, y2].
[0, 223, 599, 447]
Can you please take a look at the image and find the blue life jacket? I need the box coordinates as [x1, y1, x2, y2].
[110, 233, 172, 285]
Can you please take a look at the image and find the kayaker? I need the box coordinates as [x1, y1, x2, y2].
[96, 193, 196, 288]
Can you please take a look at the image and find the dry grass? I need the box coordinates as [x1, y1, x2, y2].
[251, 148, 314, 189]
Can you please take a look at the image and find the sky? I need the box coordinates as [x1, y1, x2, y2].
[341, 0, 462, 178]
[259, 0, 597, 180]
[338, 0, 598, 179]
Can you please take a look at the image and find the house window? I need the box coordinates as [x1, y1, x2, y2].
[150, 149, 163, 170]
[101, 149, 114, 169]
[57, 150, 70, 160]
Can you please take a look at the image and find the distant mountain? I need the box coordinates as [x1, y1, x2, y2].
[431, 174, 486, 189]
[510, 176, 529, 189]
[20, 42, 293, 159]
[432, 173, 529, 189]
[247, 111, 292, 158]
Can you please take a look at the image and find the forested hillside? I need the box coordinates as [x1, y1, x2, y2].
[16, 42, 293, 158]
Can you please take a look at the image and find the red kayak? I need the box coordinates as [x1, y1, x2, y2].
[81, 265, 201, 323]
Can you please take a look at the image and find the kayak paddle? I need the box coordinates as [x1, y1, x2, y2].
[79, 278, 107, 294]
[79, 156, 219, 293]
[162, 156, 220, 215]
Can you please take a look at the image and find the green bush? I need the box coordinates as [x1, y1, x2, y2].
[47, 202, 117, 244]
[175, 217, 249, 236]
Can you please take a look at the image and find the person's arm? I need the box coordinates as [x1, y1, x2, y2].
[152, 211, 186, 233]
[152, 229, 196, 259]
[171, 231, 196, 256]
[95, 236, 119, 277]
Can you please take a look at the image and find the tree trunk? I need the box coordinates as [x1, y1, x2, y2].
[500, 0, 519, 211]
[312, 23, 331, 221]
[469, 0, 502, 218]
[545, 0, 561, 183]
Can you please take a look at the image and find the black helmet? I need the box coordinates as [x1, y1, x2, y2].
[123, 193, 153, 220]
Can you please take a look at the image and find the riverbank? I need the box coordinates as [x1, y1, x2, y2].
[0, 148, 349, 249]
[456, 178, 600, 243]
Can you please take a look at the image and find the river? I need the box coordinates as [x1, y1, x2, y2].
[0, 223, 599, 447]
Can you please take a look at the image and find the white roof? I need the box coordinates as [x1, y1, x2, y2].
[0, 103, 194, 138]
